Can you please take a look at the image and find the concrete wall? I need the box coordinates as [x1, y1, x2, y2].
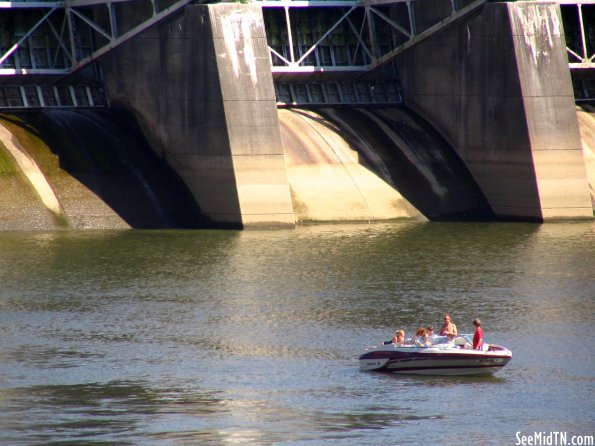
[101, 4, 294, 228]
[395, 2, 592, 221]
[278, 108, 425, 222]
[577, 105, 595, 210]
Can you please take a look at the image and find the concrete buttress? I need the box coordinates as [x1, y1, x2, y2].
[101, 4, 295, 228]
[395, 2, 592, 221]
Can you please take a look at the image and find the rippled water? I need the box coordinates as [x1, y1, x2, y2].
[0, 222, 593, 445]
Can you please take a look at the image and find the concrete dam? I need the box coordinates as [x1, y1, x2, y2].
[0, 106, 496, 229]
[0, 1, 594, 229]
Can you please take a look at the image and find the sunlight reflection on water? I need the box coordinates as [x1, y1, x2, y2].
[0, 222, 593, 445]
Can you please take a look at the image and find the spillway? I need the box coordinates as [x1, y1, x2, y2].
[279, 107, 495, 222]
[0, 110, 205, 230]
[1, 106, 593, 231]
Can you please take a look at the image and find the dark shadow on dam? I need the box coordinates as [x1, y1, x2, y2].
[305, 107, 495, 221]
[4, 105, 496, 228]
[6, 109, 207, 229]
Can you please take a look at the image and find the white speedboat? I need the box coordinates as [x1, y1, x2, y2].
[359, 335, 512, 376]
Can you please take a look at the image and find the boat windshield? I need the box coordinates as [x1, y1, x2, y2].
[452, 334, 473, 347]
[430, 335, 453, 345]
[459, 334, 473, 344]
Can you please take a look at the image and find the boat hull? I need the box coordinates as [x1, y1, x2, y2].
[359, 345, 512, 376]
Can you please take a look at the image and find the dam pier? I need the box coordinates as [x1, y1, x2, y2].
[0, 0, 594, 229]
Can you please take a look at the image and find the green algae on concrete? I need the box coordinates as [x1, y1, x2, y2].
[0, 114, 64, 178]
[0, 140, 18, 175]
[0, 116, 67, 230]
[0, 110, 207, 230]
[0, 115, 70, 228]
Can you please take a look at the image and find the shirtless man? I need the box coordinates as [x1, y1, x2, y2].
[439, 314, 458, 339]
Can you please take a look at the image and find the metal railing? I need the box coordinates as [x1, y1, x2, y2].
[0, 84, 105, 108]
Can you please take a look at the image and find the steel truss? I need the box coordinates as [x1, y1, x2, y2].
[0, 0, 593, 107]
[0, 0, 192, 77]
[260, 0, 488, 77]
[261, 0, 488, 105]
[259, 0, 595, 102]
[1, 0, 593, 76]
[0, 83, 105, 108]
[275, 80, 402, 105]
[559, 1, 595, 69]
[258, 0, 595, 74]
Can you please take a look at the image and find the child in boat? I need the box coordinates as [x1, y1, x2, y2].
[413, 327, 431, 347]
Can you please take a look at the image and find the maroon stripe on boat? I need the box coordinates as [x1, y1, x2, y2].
[385, 363, 507, 372]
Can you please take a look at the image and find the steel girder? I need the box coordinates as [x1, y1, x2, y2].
[0, 0, 192, 77]
[560, 1, 595, 69]
[256, 0, 595, 74]
[260, 0, 487, 77]
[1, 0, 593, 77]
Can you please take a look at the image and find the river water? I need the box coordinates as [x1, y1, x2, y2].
[0, 222, 593, 445]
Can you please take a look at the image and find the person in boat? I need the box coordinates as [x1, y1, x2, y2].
[392, 330, 405, 345]
[413, 327, 431, 347]
[383, 329, 405, 345]
[426, 325, 435, 337]
[439, 314, 458, 339]
[385, 330, 405, 345]
[472, 318, 484, 350]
